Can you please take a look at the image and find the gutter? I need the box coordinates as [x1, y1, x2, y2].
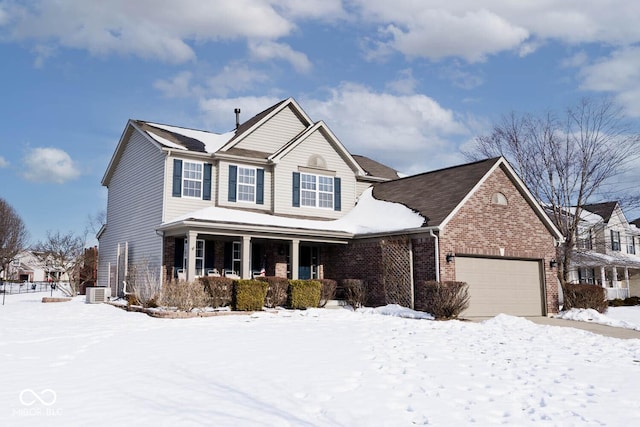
[429, 229, 440, 282]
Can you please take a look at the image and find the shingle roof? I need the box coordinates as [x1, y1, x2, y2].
[631, 218, 640, 228]
[225, 99, 288, 144]
[135, 120, 207, 152]
[352, 155, 399, 180]
[582, 202, 619, 223]
[372, 157, 500, 227]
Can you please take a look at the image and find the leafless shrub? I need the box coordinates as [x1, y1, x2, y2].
[256, 276, 289, 308]
[318, 279, 337, 307]
[128, 261, 163, 308]
[342, 279, 366, 308]
[162, 280, 209, 311]
[419, 281, 469, 319]
[562, 282, 608, 313]
[0, 198, 28, 277]
[200, 276, 233, 308]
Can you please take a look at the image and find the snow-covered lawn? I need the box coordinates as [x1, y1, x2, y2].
[557, 306, 640, 331]
[1, 293, 640, 426]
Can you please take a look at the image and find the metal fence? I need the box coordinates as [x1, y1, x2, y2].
[1, 281, 66, 305]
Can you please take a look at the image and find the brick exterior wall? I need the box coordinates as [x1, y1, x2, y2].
[439, 165, 559, 314]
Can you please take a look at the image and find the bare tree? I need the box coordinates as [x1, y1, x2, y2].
[34, 231, 86, 296]
[465, 98, 640, 284]
[0, 198, 29, 276]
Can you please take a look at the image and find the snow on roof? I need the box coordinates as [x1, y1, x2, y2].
[147, 122, 234, 153]
[146, 129, 188, 151]
[163, 187, 425, 235]
[558, 206, 604, 225]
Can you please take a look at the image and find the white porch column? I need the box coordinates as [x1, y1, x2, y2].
[612, 267, 619, 288]
[600, 266, 606, 288]
[186, 231, 197, 281]
[291, 239, 300, 280]
[242, 236, 251, 279]
[625, 267, 630, 294]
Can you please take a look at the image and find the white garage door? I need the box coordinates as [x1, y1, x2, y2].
[455, 257, 544, 317]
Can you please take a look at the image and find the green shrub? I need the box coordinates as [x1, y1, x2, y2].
[288, 280, 321, 309]
[608, 296, 640, 307]
[318, 279, 337, 307]
[200, 276, 233, 308]
[625, 296, 640, 306]
[562, 282, 608, 313]
[233, 280, 268, 311]
[162, 280, 209, 311]
[341, 279, 366, 308]
[608, 298, 624, 307]
[255, 276, 289, 308]
[418, 281, 469, 319]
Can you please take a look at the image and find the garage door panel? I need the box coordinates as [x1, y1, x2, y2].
[455, 257, 544, 317]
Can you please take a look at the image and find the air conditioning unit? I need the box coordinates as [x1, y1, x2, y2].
[86, 287, 111, 304]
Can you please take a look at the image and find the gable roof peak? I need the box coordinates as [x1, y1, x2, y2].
[581, 201, 620, 222]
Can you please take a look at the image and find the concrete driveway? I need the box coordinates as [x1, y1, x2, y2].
[524, 316, 640, 340]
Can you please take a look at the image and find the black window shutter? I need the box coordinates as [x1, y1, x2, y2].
[228, 165, 237, 202]
[205, 240, 215, 271]
[172, 159, 182, 197]
[292, 172, 300, 207]
[203, 163, 212, 201]
[256, 169, 264, 205]
[334, 177, 341, 211]
[174, 237, 185, 270]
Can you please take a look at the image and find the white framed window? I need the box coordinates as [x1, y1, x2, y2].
[182, 161, 203, 198]
[301, 173, 333, 209]
[232, 241, 241, 275]
[611, 230, 621, 251]
[237, 167, 256, 202]
[627, 236, 636, 254]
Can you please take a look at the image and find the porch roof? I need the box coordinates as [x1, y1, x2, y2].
[158, 188, 426, 238]
[572, 250, 640, 269]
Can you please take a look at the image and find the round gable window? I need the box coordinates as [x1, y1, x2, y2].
[491, 192, 508, 206]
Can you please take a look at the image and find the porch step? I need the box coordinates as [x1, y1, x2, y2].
[324, 299, 349, 309]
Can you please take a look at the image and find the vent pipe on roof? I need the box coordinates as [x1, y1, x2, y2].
[234, 108, 241, 130]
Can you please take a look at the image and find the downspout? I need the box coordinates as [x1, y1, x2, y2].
[429, 229, 440, 282]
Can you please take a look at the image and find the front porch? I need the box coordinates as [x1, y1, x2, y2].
[162, 231, 347, 283]
[572, 251, 640, 300]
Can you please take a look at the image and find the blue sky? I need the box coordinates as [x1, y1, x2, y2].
[1, 0, 640, 246]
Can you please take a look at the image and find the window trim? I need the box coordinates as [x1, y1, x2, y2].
[300, 173, 334, 209]
[236, 166, 257, 203]
[611, 230, 621, 251]
[182, 161, 204, 199]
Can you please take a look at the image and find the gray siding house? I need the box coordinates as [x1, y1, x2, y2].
[98, 98, 563, 317]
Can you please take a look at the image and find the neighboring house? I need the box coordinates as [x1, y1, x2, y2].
[566, 202, 640, 299]
[98, 98, 563, 316]
[3, 251, 66, 282]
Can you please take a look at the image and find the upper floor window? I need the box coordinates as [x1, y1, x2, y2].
[172, 159, 212, 200]
[227, 165, 264, 205]
[628, 236, 636, 254]
[301, 173, 334, 209]
[237, 167, 256, 202]
[576, 228, 592, 250]
[182, 162, 203, 198]
[611, 230, 621, 251]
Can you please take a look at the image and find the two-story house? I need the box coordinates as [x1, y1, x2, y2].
[568, 202, 640, 299]
[98, 98, 563, 316]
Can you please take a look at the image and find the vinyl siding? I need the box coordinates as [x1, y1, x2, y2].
[163, 156, 217, 221]
[275, 129, 357, 219]
[233, 105, 307, 153]
[356, 181, 373, 198]
[217, 159, 273, 211]
[98, 129, 165, 289]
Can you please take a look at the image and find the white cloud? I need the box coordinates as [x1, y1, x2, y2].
[22, 147, 80, 184]
[206, 64, 269, 97]
[0, 156, 8, 168]
[248, 40, 312, 73]
[154, 71, 198, 98]
[578, 47, 640, 116]
[386, 69, 418, 95]
[353, 1, 640, 62]
[2, 0, 295, 63]
[302, 83, 470, 174]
